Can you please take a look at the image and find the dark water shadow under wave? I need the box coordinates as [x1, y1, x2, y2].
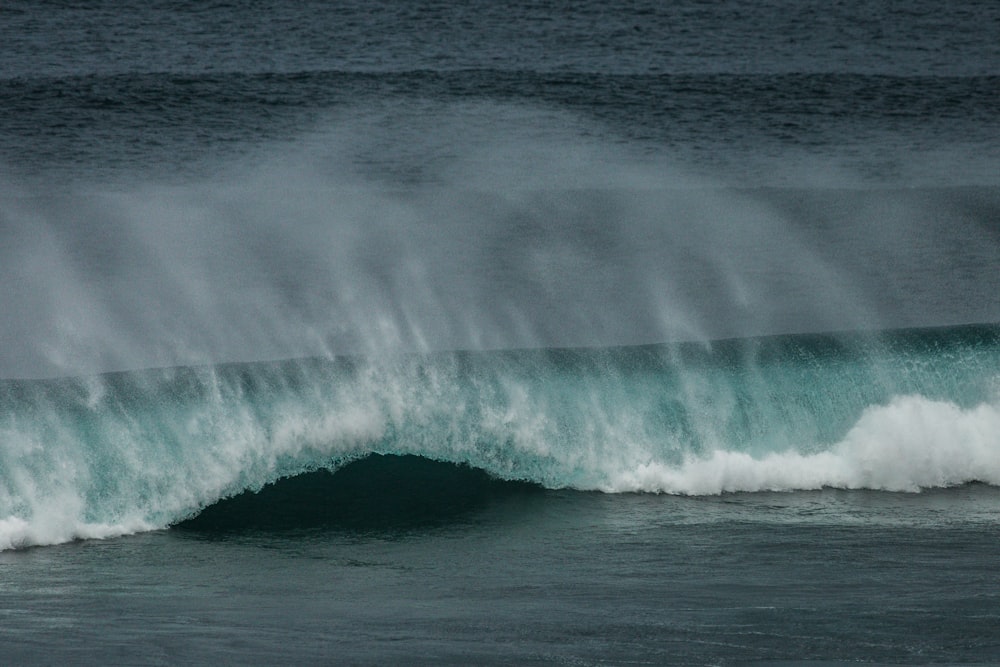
[174, 454, 544, 537]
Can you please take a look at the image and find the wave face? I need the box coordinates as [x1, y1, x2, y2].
[1, 323, 999, 550]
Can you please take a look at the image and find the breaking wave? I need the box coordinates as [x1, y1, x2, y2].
[1, 323, 999, 550]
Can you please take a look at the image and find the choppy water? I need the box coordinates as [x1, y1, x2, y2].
[2, 0, 999, 663]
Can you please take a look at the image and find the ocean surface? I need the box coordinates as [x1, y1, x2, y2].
[2, 0, 1000, 664]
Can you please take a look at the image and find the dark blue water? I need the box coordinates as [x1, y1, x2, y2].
[4, 478, 1000, 665]
[2, 1, 1000, 663]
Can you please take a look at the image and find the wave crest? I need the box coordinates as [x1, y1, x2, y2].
[2, 326, 999, 550]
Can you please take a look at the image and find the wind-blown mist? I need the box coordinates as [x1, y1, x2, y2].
[2, 107, 998, 379]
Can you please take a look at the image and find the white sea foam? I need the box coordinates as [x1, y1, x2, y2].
[0, 484, 154, 552]
[608, 395, 1000, 494]
[0, 515, 153, 552]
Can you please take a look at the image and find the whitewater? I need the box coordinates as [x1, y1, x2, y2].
[2, 324, 998, 551]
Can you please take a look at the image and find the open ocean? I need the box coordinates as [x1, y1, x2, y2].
[2, 1, 1000, 664]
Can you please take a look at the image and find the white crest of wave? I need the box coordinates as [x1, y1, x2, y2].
[608, 395, 1000, 494]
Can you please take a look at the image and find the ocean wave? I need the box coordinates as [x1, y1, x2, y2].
[1, 324, 998, 550]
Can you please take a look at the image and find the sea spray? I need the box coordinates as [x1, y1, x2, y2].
[5, 108, 1000, 381]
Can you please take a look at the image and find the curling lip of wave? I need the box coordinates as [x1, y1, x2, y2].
[1, 324, 999, 550]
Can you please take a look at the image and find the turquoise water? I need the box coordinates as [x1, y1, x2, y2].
[3, 324, 999, 550]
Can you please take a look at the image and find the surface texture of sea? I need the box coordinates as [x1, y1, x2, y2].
[2, 1, 1000, 664]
